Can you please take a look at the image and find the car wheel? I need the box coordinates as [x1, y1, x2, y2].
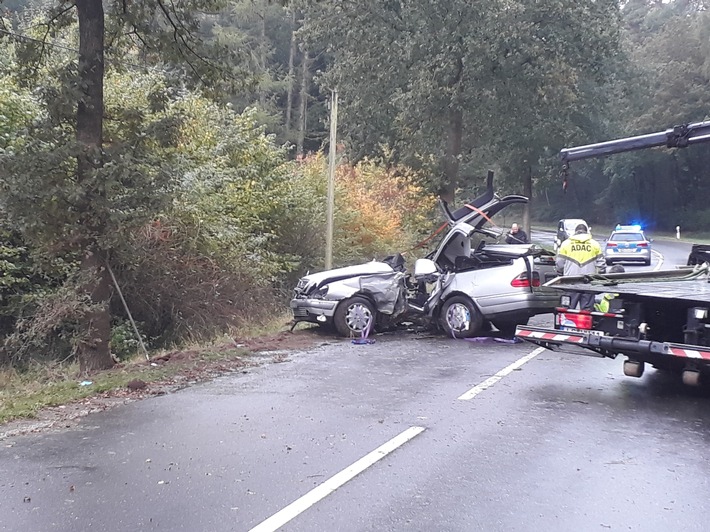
[439, 295, 483, 338]
[493, 317, 529, 338]
[334, 296, 376, 337]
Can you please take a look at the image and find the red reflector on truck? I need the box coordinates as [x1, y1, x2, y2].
[557, 311, 592, 329]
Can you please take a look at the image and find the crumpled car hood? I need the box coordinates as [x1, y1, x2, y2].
[298, 261, 395, 292]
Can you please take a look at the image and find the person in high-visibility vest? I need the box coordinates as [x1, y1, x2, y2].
[594, 264, 625, 312]
[556, 223, 606, 311]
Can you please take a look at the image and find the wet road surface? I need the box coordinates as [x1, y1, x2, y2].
[2, 320, 710, 532]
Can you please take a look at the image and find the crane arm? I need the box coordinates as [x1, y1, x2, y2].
[560, 120, 710, 163]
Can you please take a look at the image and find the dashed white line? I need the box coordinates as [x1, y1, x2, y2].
[457, 347, 545, 401]
[248, 425, 426, 532]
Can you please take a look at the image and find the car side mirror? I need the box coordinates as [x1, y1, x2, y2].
[413, 258, 439, 280]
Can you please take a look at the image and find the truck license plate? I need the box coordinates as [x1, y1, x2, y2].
[560, 327, 606, 336]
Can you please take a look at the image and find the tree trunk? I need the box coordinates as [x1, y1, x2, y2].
[297, 48, 309, 156]
[440, 107, 463, 203]
[285, 9, 297, 138]
[78, 246, 113, 373]
[523, 164, 532, 236]
[76, 0, 113, 373]
[258, 1, 267, 108]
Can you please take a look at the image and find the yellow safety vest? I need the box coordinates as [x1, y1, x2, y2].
[594, 293, 617, 313]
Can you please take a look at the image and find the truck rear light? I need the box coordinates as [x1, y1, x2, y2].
[557, 311, 593, 329]
[511, 272, 540, 288]
[694, 308, 709, 320]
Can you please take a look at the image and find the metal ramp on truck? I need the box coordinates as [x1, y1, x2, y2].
[516, 323, 710, 386]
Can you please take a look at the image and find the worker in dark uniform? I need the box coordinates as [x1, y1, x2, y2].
[556, 223, 606, 311]
[505, 223, 529, 244]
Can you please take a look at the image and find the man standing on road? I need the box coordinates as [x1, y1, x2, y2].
[556, 223, 606, 311]
[505, 223, 529, 244]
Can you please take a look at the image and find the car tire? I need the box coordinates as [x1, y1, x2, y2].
[334, 296, 377, 337]
[493, 317, 529, 338]
[439, 295, 483, 338]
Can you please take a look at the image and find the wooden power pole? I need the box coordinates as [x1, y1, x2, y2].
[325, 89, 338, 270]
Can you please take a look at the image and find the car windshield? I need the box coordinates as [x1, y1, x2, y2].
[610, 232, 644, 242]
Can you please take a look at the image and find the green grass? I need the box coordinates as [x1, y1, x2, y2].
[0, 312, 294, 425]
[0, 355, 215, 424]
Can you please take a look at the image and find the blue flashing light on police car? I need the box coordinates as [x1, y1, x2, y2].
[615, 224, 642, 232]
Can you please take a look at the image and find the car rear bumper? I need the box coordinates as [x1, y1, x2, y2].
[604, 250, 651, 262]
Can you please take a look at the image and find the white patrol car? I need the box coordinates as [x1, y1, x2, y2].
[603, 224, 652, 266]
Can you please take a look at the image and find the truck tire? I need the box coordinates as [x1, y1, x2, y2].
[334, 296, 376, 337]
[682, 370, 701, 387]
[439, 295, 483, 338]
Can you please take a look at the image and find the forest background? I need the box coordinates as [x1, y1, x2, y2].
[0, 0, 708, 374]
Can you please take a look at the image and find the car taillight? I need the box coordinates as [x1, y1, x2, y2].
[637, 242, 648, 247]
[557, 311, 593, 329]
[511, 272, 540, 288]
[606, 242, 617, 247]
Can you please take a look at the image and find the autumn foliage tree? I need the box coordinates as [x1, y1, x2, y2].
[278, 153, 437, 275]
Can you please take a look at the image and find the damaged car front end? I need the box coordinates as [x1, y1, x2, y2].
[290, 257, 409, 337]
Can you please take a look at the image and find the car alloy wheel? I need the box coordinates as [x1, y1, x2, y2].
[439, 295, 482, 338]
[334, 296, 376, 337]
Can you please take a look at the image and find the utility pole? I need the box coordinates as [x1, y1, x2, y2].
[325, 89, 338, 270]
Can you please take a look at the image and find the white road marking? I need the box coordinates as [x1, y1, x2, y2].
[457, 347, 545, 401]
[652, 249, 663, 271]
[248, 425, 426, 532]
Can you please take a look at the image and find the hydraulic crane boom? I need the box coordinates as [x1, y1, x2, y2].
[560, 120, 710, 163]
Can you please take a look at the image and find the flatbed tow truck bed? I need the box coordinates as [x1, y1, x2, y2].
[545, 266, 710, 304]
[515, 265, 710, 386]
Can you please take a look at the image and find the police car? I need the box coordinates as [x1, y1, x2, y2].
[604, 224, 652, 266]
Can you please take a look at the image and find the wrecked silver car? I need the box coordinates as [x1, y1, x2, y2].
[290, 173, 558, 338]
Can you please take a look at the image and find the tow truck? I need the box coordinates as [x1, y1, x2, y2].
[515, 119, 710, 386]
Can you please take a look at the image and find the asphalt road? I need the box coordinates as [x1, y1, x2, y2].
[1, 237, 708, 532]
